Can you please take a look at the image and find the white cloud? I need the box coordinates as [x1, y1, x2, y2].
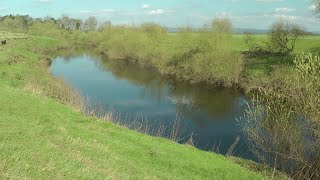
[101, 9, 115, 13]
[33, 0, 53, 3]
[272, 14, 300, 20]
[80, 9, 115, 15]
[149, 9, 165, 15]
[309, 4, 316, 10]
[216, 11, 228, 17]
[142, 4, 150, 9]
[148, 9, 175, 15]
[256, 0, 284, 2]
[225, 0, 239, 2]
[275, 7, 295, 13]
[231, 13, 302, 23]
[80, 10, 92, 14]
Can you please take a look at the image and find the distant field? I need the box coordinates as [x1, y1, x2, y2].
[167, 33, 320, 53]
[165, 33, 320, 79]
[231, 34, 320, 52]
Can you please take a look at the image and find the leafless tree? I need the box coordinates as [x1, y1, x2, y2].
[313, 0, 320, 14]
[211, 18, 233, 34]
[270, 19, 304, 55]
[83, 16, 98, 31]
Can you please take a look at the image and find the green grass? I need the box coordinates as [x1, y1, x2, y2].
[230, 34, 320, 52]
[0, 85, 274, 179]
[0, 34, 286, 179]
[228, 34, 320, 80]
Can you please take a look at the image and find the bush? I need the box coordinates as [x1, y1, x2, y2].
[242, 53, 320, 179]
[244, 20, 304, 57]
[83, 19, 244, 86]
[169, 20, 243, 86]
[269, 20, 304, 55]
[211, 18, 233, 34]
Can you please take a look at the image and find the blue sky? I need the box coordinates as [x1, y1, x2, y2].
[0, 0, 318, 31]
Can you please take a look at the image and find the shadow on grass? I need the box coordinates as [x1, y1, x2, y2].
[308, 47, 320, 53]
[245, 55, 294, 78]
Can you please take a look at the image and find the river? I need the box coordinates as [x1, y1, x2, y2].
[51, 54, 254, 159]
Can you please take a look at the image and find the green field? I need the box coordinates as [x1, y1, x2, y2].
[0, 34, 290, 179]
[230, 34, 320, 52]
[167, 33, 320, 52]
[228, 34, 320, 82]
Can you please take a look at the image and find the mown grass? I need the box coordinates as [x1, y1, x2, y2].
[0, 34, 286, 179]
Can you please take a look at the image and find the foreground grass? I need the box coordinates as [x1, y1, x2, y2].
[0, 86, 266, 179]
[0, 34, 285, 179]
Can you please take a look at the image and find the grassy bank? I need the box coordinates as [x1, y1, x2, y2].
[0, 34, 286, 179]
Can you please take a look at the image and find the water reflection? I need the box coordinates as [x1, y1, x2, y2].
[100, 59, 242, 117]
[51, 54, 251, 158]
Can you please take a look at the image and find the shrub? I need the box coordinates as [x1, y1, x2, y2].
[170, 19, 243, 86]
[242, 53, 320, 179]
[269, 20, 304, 55]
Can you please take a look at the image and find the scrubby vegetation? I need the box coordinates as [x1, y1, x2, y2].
[242, 53, 320, 179]
[97, 19, 244, 86]
[244, 20, 304, 57]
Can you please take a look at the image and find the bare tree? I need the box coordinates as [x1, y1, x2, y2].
[313, 0, 320, 14]
[270, 19, 304, 55]
[83, 16, 98, 31]
[59, 15, 71, 30]
[211, 18, 233, 34]
[73, 18, 82, 30]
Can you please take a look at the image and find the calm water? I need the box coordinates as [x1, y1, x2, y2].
[51, 54, 253, 159]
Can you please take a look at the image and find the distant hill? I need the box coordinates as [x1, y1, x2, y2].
[167, 27, 320, 35]
[167, 27, 270, 34]
[234, 28, 270, 34]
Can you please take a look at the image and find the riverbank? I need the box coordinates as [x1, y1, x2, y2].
[76, 29, 320, 91]
[0, 34, 288, 178]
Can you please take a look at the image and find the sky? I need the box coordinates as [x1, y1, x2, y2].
[0, 0, 319, 31]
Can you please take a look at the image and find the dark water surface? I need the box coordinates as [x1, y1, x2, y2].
[51, 54, 253, 159]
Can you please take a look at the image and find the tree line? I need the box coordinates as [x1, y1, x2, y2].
[0, 14, 106, 32]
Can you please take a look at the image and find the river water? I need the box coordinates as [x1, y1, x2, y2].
[51, 54, 253, 159]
